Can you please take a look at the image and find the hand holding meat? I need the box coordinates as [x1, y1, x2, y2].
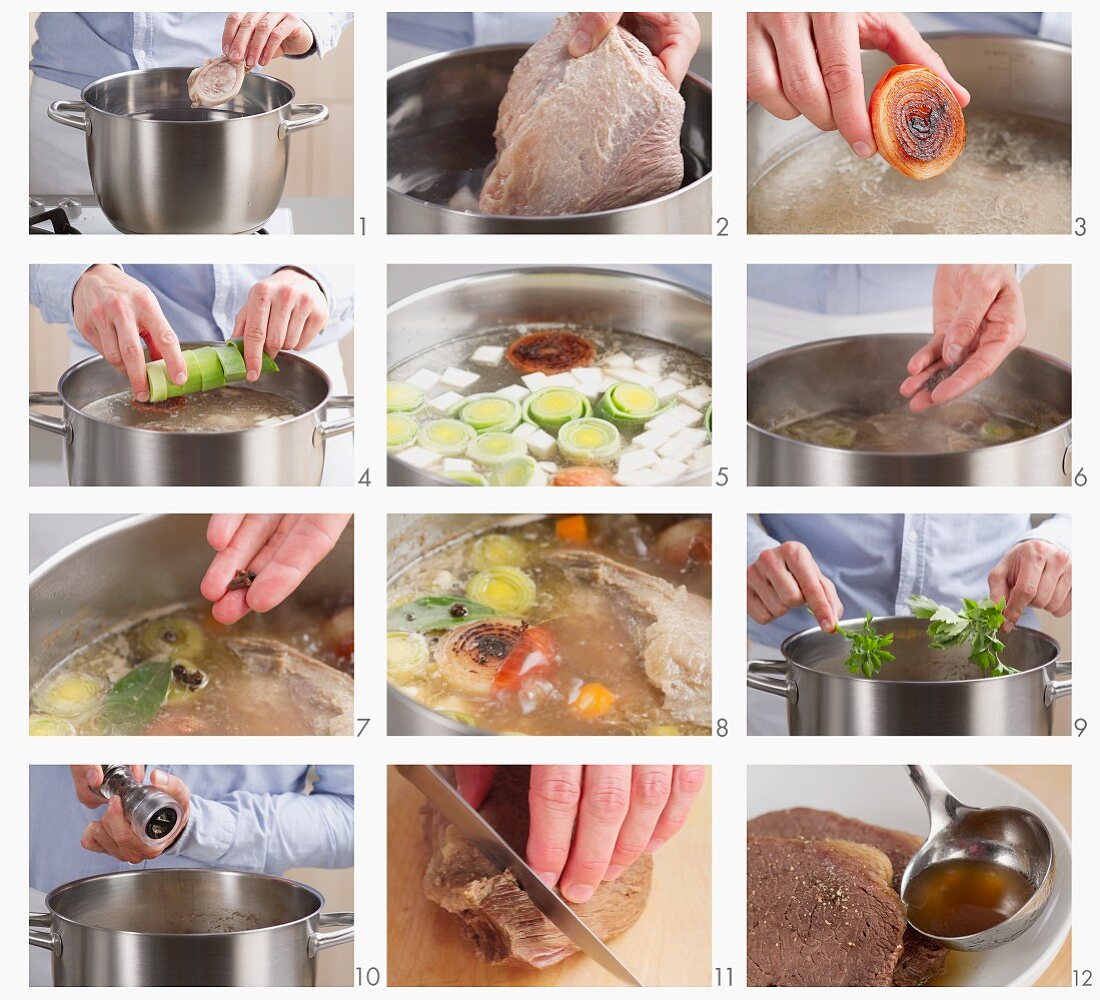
[456, 764, 705, 904]
[748, 541, 843, 631]
[222, 12, 314, 67]
[747, 13, 969, 159]
[988, 540, 1071, 631]
[901, 265, 1027, 412]
[569, 12, 701, 88]
[72, 266, 188, 402]
[231, 268, 328, 381]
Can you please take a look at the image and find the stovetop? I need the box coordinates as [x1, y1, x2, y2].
[29, 197, 294, 235]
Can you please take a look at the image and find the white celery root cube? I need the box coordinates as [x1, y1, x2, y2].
[471, 345, 505, 365]
[397, 446, 441, 469]
[618, 448, 659, 474]
[407, 368, 440, 391]
[679, 384, 712, 409]
[440, 367, 480, 390]
[527, 429, 558, 460]
[427, 391, 464, 414]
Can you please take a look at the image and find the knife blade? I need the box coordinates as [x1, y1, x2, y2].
[396, 764, 643, 986]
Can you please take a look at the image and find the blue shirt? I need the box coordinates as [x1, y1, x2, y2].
[747, 514, 1070, 648]
[31, 12, 352, 91]
[30, 765, 353, 892]
[30, 264, 354, 350]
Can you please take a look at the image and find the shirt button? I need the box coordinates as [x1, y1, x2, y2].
[908, 531, 918, 542]
[136, 49, 146, 59]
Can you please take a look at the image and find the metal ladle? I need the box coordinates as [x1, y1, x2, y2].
[900, 764, 1056, 951]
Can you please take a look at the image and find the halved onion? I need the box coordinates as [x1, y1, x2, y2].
[444, 471, 489, 486]
[453, 394, 522, 433]
[488, 456, 548, 487]
[595, 382, 668, 429]
[466, 565, 537, 615]
[417, 418, 477, 456]
[654, 517, 713, 569]
[387, 381, 425, 413]
[471, 533, 528, 571]
[387, 412, 418, 451]
[522, 387, 591, 431]
[32, 670, 107, 717]
[387, 631, 431, 684]
[467, 432, 527, 466]
[558, 417, 621, 465]
[30, 713, 76, 736]
[435, 619, 527, 695]
[506, 330, 595, 374]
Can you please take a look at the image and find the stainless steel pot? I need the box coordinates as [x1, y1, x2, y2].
[30, 346, 353, 486]
[30, 868, 352, 986]
[388, 44, 711, 233]
[30, 513, 353, 691]
[388, 268, 711, 486]
[48, 68, 328, 233]
[747, 333, 1071, 486]
[747, 616, 1071, 736]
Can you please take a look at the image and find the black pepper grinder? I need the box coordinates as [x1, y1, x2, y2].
[96, 765, 183, 846]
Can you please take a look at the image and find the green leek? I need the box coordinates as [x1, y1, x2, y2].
[595, 381, 668, 430]
[387, 412, 419, 451]
[386, 631, 431, 684]
[466, 432, 527, 466]
[387, 381, 425, 413]
[705, 402, 712, 440]
[488, 456, 548, 487]
[522, 386, 591, 431]
[466, 565, 537, 615]
[417, 419, 476, 456]
[443, 471, 488, 486]
[453, 394, 522, 433]
[557, 417, 621, 465]
[470, 533, 528, 571]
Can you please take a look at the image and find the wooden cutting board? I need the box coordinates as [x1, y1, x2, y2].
[387, 765, 712, 987]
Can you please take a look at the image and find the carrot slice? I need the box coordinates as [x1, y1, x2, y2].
[551, 467, 617, 487]
[570, 682, 615, 719]
[555, 514, 589, 544]
[491, 625, 559, 693]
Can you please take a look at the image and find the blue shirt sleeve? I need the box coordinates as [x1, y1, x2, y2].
[1017, 513, 1071, 553]
[30, 264, 94, 325]
[747, 515, 778, 565]
[298, 13, 353, 59]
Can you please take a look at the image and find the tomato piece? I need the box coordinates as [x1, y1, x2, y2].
[491, 625, 558, 692]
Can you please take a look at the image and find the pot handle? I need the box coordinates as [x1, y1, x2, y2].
[29, 912, 61, 955]
[308, 911, 353, 957]
[317, 395, 355, 442]
[747, 660, 797, 703]
[279, 103, 329, 139]
[1045, 660, 1072, 705]
[29, 392, 71, 439]
[47, 99, 90, 133]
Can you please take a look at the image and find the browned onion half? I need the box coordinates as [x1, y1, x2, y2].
[436, 619, 526, 695]
[505, 330, 596, 374]
[654, 517, 713, 570]
[869, 64, 966, 180]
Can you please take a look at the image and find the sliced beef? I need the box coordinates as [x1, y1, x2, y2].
[748, 807, 948, 986]
[188, 55, 246, 108]
[479, 13, 685, 216]
[747, 835, 907, 987]
[422, 765, 652, 968]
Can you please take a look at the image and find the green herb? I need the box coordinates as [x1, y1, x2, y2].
[94, 659, 174, 733]
[386, 596, 499, 634]
[908, 595, 1019, 676]
[834, 612, 896, 678]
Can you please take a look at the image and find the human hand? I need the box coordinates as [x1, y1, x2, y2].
[74, 768, 190, 864]
[72, 265, 187, 402]
[70, 765, 144, 809]
[231, 268, 328, 381]
[748, 541, 843, 632]
[988, 539, 1071, 632]
[222, 12, 315, 68]
[201, 514, 351, 623]
[747, 12, 969, 158]
[900, 265, 1027, 411]
[568, 13, 701, 88]
[456, 764, 705, 903]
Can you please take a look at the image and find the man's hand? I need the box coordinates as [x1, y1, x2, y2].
[748, 541, 843, 631]
[568, 13, 701, 88]
[747, 12, 969, 159]
[222, 13, 315, 68]
[988, 540, 1071, 632]
[72, 265, 187, 402]
[231, 268, 328, 382]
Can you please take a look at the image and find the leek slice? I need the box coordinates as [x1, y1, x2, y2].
[557, 417, 621, 465]
[194, 345, 227, 392]
[466, 432, 527, 466]
[32, 670, 107, 718]
[387, 412, 419, 451]
[387, 631, 431, 684]
[489, 456, 548, 486]
[466, 566, 537, 615]
[417, 418, 476, 456]
[705, 402, 712, 440]
[470, 533, 528, 570]
[146, 360, 169, 402]
[522, 386, 591, 431]
[595, 381, 669, 429]
[387, 381, 425, 413]
[29, 713, 76, 737]
[214, 343, 247, 382]
[444, 471, 488, 486]
[453, 394, 522, 433]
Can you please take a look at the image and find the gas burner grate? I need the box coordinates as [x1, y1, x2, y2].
[30, 207, 81, 235]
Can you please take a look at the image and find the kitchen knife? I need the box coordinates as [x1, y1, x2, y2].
[396, 764, 643, 986]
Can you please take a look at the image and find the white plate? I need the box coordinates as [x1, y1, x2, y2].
[748, 765, 1072, 987]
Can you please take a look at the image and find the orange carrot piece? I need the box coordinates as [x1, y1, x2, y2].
[555, 514, 589, 544]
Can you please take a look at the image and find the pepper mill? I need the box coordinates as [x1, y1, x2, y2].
[96, 765, 183, 846]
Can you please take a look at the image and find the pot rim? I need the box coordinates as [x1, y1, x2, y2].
[779, 615, 1061, 684]
[30, 512, 179, 583]
[745, 332, 1072, 458]
[386, 42, 712, 219]
[44, 868, 326, 939]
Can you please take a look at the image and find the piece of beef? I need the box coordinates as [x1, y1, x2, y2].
[421, 765, 652, 968]
[747, 835, 907, 987]
[479, 13, 685, 216]
[748, 808, 948, 986]
[188, 55, 246, 108]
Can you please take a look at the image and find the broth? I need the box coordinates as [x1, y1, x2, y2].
[906, 859, 1034, 939]
[82, 386, 302, 432]
[387, 515, 712, 735]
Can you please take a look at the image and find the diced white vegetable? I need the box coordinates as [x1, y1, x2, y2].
[545, 371, 578, 387]
[596, 377, 616, 392]
[440, 367, 480, 390]
[442, 458, 474, 473]
[470, 345, 505, 365]
[521, 372, 550, 390]
[606, 367, 657, 388]
[571, 366, 603, 383]
[632, 429, 670, 450]
[618, 448, 659, 473]
[666, 403, 704, 427]
[658, 437, 694, 462]
[575, 383, 603, 401]
[653, 457, 689, 479]
[613, 468, 666, 486]
[688, 445, 713, 470]
[603, 352, 634, 368]
[678, 384, 713, 409]
[497, 383, 531, 401]
[653, 377, 687, 402]
[675, 426, 709, 448]
[407, 368, 440, 391]
[511, 422, 538, 442]
[427, 391, 464, 414]
[537, 461, 558, 474]
[644, 411, 685, 435]
[527, 429, 558, 460]
[635, 354, 664, 376]
[396, 446, 441, 469]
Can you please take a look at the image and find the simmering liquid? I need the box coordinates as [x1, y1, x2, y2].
[82, 386, 302, 432]
[906, 859, 1035, 938]
[748, 110, 1070, 234]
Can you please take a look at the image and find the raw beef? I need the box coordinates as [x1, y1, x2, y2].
[188, 55, 247, 108]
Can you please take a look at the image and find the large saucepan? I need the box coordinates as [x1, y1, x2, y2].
[387, 44, 711, 233]
[30, 869, 352, 986]
[48, 68, 328, 233]
[388, 268, 711, 486]
[30, 513, 353, 692]
[30, 345, 353, 486]
[747, 334, 1071, 486]
[748, 616, 1071, 736]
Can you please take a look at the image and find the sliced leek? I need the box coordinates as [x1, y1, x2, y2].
[557, 417, 621, 465]
[488, 456, 548, 487]
[522, 386, 591, 431]
[145, 343, 277, 402]
[387, 380, 425, 413]
[387, 631, 431, 684]
[705, 402, 712, 440]
[417, 418, 476, 456]
[30, 713, 76, 737]
[387, 412, 419, 451]
[444, 470, 489, 486]
[470, 533, 528, 571]
[453, 394, 522, 433]
[466, 565, 537, 616]
[595, 381, 668, 429]
[467, 432, 527, 466]
[31, 670, 107, 718]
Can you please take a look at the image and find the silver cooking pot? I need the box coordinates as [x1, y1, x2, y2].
[30, 513, 353, 690]
[388, 268, 711, 486]
[748, 616, 1071, 736]
[387, 44, 711, 233]
[747, 334, 1071, 486]
[30, 346, 353, 486]
[48, 68, 328, 233]
[30, 869, 352, 986]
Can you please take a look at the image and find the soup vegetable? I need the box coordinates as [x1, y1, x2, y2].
[31, 598, 353, 736]
[388, 327, 712, 486]
[387, 514, 712, 735]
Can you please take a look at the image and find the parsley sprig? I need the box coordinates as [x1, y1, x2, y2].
[907, 595, 1019, 677]
[834, 612, 896, 678]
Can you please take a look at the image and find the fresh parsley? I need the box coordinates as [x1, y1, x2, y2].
[907, 595, 1019, 676]
[834, 612, 896, 678]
